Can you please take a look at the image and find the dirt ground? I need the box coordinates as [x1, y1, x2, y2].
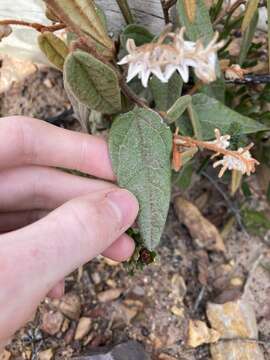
[0, 58, 270, 360]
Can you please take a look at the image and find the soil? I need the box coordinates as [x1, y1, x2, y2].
[0, 57, 270, 360]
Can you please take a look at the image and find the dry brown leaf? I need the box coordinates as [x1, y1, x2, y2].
[241, 0, 259, 32]
[174, 197, 226, 252]
[183, 0, 197, 23]
[230, 170, 242, 196]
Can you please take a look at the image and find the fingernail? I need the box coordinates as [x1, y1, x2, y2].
[106, 189, 139, 229]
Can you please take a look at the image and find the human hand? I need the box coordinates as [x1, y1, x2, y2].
[0, 116, 138, 345]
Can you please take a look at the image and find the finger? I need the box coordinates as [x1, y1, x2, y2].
[102, 233, 135, 261]
[47, 280, 65, 299]
[47, 233, 135, 299]
[0, 210, 47, 233]
[0, 189, 138, 340]
[0, 116, 115, 180]
[0, 210, 135, 261]
[0, 166, 116, 212]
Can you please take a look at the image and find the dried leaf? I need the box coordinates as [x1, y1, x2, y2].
[230, 170, 242, 196]
[44, 0, 113, 51]
[0, 25, 12, 41]
[109, 107, 172, 249]
[183, 0, 197, 23]
[38, 32, 68, 70]
[174, 196, 225, 252]
[241, 0, 260, 33]
[64, 50, 121, 114]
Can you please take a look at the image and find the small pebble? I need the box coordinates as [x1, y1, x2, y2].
[74, 317, 92, 341]
[40, 311, 64, 336]
[38, 349, 53, 360]
[97, 288, 123, 302]
[59, 293, 81, 320]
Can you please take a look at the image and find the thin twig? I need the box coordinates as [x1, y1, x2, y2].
[243, 252, 263, 296]
[120, 79, 148, 108]
[0, 19, 65, 32]
[226, 73, 270, 84]
[193, 286, 206, 313]
[161, 0, 171, 24]
[213, 0, 246, 26]
[160, 0, 176, 24]
[115, 0, 135, 24]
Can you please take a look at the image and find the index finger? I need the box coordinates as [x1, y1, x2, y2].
[0, 116, 115, 180]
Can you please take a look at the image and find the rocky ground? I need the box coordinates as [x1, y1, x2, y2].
[0, 57, 270, 360]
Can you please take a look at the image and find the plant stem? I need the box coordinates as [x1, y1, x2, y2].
[116, 0, 135, 24]
[225, 73, 270, 84]
[268, 0, 270, 72]
[0, 19, 65, 32]
[120, 80, 148, 108]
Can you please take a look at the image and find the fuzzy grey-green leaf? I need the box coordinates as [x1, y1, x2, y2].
[64, 50, 121, 114]
[191, 94, 269, 139]
[177, 0, 213, 43]
[167, 95, 191, 123]
[38, 32, 68, 70]
[109, 107, 172, 250]
[150, 72, 183, 112]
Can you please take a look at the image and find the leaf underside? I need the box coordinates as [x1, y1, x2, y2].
[109, 107, 172, 250]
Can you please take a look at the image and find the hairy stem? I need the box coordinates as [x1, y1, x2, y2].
[0, 19, 65, 32]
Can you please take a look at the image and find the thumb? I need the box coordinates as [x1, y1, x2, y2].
[0, 189, 138, 341]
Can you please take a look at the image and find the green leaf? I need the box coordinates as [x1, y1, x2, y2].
[239, 9, 259, 66]
[174, 162, 194, 190]
[167, 95, 192, 124]
[187, 103, 202, 139]
[241, 0, 259, 32]
[64, 84, 91, 132]
[200, 78, 225, 103]
[121, 24, 154, 47]
[268, 0, 270, 72]
[177, 0, 225, 100]
[177, 0, 214, 43]
[38, 32, 68, 70]
[242, 208, 270, 236]
[150, 72, 183, 112]
[64, 50, 121, 114]
[109, 107, 172, 249]
[191, 94, 269, 140]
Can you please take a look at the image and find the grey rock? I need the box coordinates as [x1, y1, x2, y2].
[73, 341, 151, 360]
